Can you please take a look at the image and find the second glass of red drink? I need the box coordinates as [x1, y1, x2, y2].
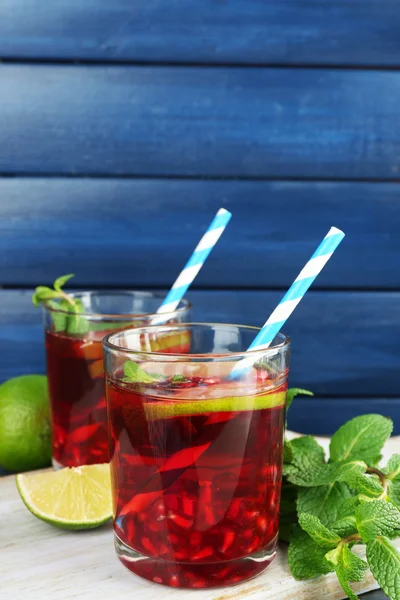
[43, 292, 191, 468]
[103, 323, 290, 589]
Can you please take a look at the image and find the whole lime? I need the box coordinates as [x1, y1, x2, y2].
[0, 375, 51, 472]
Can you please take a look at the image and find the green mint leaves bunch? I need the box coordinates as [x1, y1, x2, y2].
[283, 413, 400, 599]
[32, 274, 89, 335]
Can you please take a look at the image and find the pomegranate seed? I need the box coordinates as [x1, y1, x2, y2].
[169, 533, 180, 545]
[169, 575, 180, 587]
[186, 572, 207, 587]
[227, 498, 241, 519]
[192, 546, 214, 560]
[192, 580, 207, 588]
[142, 537, 157, 555]
[126, 520, 136, 538]
[221, 531, 236, 553]
[243, 528, 253, 540]
[189, 532, 202, 547]
[183, 496, 194, 517]
[170, 514, 193, 529]
[247, 535, 261, 554]
[256, 516, 268, 534]
[259, 465, 270, 481]
[217, 567, 231, 579]
[257, 482, 268, 495]
[158, 543, 169, 555]
[244, 510, 259, 521]
[155, 500, 166, 518]
[174, 550, 188, 560]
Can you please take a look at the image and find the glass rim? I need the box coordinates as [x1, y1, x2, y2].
[43, 291, 191, 320]
[103, 322, 291, 360]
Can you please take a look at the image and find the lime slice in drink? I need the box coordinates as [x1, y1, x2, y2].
[16, 464, 112, 530]
[144, 390, 286, 421]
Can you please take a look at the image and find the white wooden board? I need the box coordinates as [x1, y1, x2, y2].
[1, 434, 399, 600]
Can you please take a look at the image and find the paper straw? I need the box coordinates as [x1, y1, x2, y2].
[232, 226, 345, 375]
[156, 208, 232, 315]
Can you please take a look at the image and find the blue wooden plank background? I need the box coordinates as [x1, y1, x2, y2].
[1, 0, 400, 66]
[1, 65, 400, 178]
[0, 0, 399, 445]
[1, 179, 399, 289]
[2, 289, 399, 399]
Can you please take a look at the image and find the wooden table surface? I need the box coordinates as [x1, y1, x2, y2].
[3, 432, 399, 600]
[0, 432, 400, 600]
[1, 469, 395, 600]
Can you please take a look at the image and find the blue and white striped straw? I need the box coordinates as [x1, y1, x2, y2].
[156, 208, 232, 315]
[233, 226, 345, 374]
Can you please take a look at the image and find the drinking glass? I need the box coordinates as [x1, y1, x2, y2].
[103, 323, 290, 588]
[43, 292, 191, 468]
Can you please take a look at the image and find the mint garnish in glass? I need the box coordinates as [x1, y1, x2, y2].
[32, 274, 89, 334]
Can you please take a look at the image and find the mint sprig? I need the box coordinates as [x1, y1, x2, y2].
[367, 537, 400, 599]
[283, 411, 400, 600]
[123, 361, 162, 384]
[32, 274, 89, 335]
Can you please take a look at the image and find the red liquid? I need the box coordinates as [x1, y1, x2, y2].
[107, 377, 286, 588]
[46, 331, 109, 467]
[46, 330, 192, 468]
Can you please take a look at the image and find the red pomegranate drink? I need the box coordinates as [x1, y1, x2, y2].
[42, 292, 190, 468]
[104, 323, 290, 588]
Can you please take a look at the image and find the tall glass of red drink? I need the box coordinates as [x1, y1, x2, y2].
[43, 292, 190, 468]
[103, 323, 290, 589]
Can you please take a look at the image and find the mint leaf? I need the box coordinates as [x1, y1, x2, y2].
[66, 311, 90, 335]
[283, 440, 293, 463]
[47, 299, 69, 332]
[337, 496, 362, 519]
[335, 573, 360, 600]
[329, 414, 393, 465]
[344, 472, 385, 499]
[356, 500, 400, 543]
[32, 286, 60, 307]
[327, 543, 368, 581]
[288, 527, 334, 580]
[33, 273, 89, 335]
[332, 516, 358, 538]
[123, 361, 160, 384]
[367, 536, 400, 600]
[53, 273, 74, 292]
[387, 455, 400, 481]
[285, 459, 366, 488]
[171, 375, 188, 383]
[297, 482, 352, 526]
[298, 513, 341, 549]
[286, 388, 314, 412]
[284, 435, 325, 471]
[388, 480, 400, 508]
[326, 544, 368, 600]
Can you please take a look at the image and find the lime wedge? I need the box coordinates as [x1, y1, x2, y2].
[16, 464, 112, 530]
[144, 390, 286, 421]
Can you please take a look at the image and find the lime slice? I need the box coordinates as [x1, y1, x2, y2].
[16, 464, 112, 530]
[144, 390, 286, 421]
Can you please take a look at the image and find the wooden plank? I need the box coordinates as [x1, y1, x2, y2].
[1, 1, 400, 66]
[1, 65, 400, 179]
[1, 289, 399, 402]
[2, 469, 397, 599]
[1, 178, 399, 289]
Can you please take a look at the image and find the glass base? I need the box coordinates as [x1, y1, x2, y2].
[115, 533, 278, 589]
[52, 458, 64, 470]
